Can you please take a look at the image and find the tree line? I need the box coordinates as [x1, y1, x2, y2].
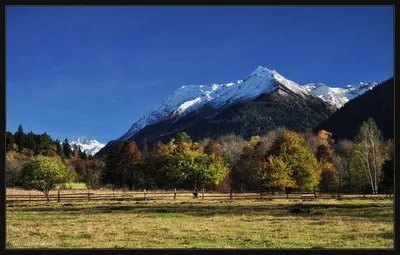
[6, 124, 90, 160]
[6, 118, 394, 200]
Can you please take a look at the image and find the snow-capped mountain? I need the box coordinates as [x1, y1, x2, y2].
[69, 137, 105, 156]
[303, 82, 377, 108]
[118, 66, 378, 141]
[119, 66, 311, 141]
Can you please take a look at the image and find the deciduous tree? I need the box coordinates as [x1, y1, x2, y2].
[352, 118, 387, 194]
[19, 156, 73, 201]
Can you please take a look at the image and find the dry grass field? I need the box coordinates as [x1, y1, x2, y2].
[6, 188, 394, 249]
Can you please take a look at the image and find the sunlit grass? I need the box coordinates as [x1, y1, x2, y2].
[6, 197, 393, 249]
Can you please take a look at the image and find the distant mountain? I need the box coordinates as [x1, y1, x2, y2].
[96, 66, 382, 156]
[97, 66, 337, 155]
[118, 66, 378, 142]
[69, 137, 105, 156]
[314, 77, 394, 141]
[303, 82, 377, 108]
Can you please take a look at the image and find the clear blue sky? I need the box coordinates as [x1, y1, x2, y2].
[6, 6, 394, 143]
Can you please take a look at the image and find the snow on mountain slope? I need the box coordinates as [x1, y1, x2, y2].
[118, 66, 378, 141]
[303, 82, 377, 108]
[119, 66, 310, 141]
[69, 137, 105, 156]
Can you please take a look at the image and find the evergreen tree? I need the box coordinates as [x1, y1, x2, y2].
[14, 124, 25, 152]
[6, 131, 15, 152]
[78, 146, 88, 160]
[39, 132, 52, 154]
[62, 139, 73, 158]
[55, 139, 64, 157]
[25, 132, 37, 153]
[104, 141, 124, 188]
[173, 132, 192, 145]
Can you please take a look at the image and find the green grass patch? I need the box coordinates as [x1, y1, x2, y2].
[55, 182, 87, 190]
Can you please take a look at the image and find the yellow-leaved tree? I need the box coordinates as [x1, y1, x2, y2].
[257, 130, 321, 194]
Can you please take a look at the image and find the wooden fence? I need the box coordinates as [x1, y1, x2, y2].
[5, 189, 394, 203]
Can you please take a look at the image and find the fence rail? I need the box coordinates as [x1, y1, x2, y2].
[5, 189, 394, 203]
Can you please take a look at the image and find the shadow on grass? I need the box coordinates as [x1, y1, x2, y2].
[8, 200, 393, 222]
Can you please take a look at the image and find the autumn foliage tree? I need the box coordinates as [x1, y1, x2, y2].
[120, 140, 142, 190]
[85, 160, 105, 189]
[261, 130, 322, 193]
[203, 139, 230, 192]
[316, 144, 338, 193]
[257, 155, 295, 193]
[352, 118, 387, 194]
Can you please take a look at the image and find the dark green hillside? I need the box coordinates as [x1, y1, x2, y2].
[315, 77, 394, 140]
[185, 87, 335, 141]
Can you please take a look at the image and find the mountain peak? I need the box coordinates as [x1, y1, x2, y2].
[250, 66, 274, 76]
[303, 81, 377, 108]
[116, 65, 378, 141]
[69, 137, 105, 156]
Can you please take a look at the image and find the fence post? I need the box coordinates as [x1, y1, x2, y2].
[286, 192, 289, 199]
[202, 189, 204, 200]
[174, 189, 176, 200]
[87, 191, 90, 202]
[260, 192, 263, 199]
[144, 189, 147, 200]
[29, 193, 31, 204]
[58, 190, 60, 203]
[230, 189, 233, 200]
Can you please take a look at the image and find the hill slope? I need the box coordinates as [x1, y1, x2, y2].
[314, 77, 394, 141]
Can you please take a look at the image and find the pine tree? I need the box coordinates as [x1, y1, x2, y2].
[78, 146, 88, 160]
[25, 132, 37, 152]
[6, 131, 15, 152]
[55, 139, 64, 157]
[173, 132, 192, 145]
[104, 141, 124, 188]
[14, 124, 25, 152]
[62, 139, 73, 158]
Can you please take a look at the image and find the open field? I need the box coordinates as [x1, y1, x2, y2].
[6, 195, 394, 249]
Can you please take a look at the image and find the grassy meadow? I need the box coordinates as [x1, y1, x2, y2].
[6, 189, 394, 249]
